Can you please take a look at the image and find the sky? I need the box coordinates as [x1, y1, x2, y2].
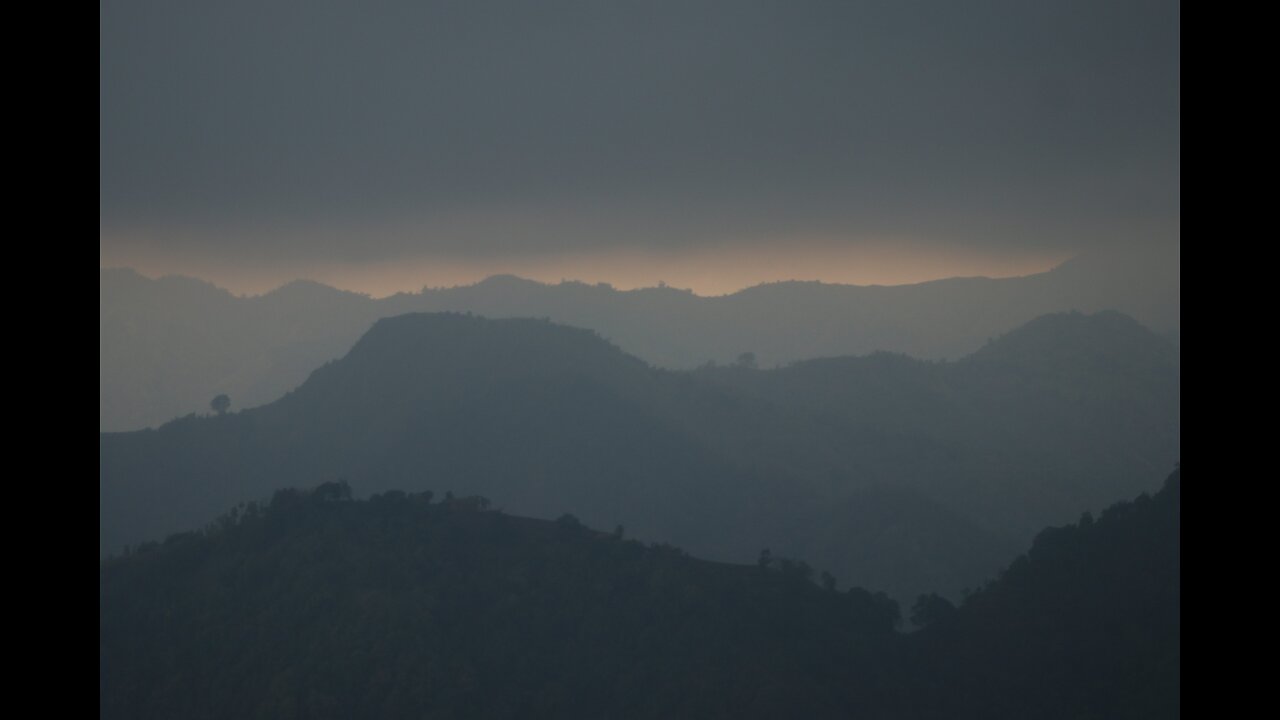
[100, 1, 1179, 297]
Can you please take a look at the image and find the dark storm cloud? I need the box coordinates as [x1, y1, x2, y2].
[100, 1, 1179, 262]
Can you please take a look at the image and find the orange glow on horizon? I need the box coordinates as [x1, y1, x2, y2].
[101, 242, 1068, 299]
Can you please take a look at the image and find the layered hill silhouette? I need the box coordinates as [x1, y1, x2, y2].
[100, 250, 1179, 430]
[904, 467, 1180, 718]
[100, 469, 1180, 719]
[100, 310, 1178, 601]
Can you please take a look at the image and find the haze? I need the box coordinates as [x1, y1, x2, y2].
[101, 1, 1179, 291]
[101, 3, 1180, 716]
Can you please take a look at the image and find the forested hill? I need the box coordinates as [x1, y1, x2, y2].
[100, 484, 904, 719]
[904, 467, 1181, 719]
[100, 310, 1178, 603]
[100, 468, 1180, 719]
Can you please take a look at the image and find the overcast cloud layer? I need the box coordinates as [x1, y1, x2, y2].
[101, 1, 1179, 289]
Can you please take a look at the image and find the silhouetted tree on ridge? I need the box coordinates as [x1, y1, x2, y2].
[209, 394, 230, 415]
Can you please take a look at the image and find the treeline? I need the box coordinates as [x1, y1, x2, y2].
[101, 469, 1180, 719]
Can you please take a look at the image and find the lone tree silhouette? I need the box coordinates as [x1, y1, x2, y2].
[210, 394, 231, 415]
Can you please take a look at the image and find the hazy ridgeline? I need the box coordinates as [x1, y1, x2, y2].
[100, 251, 1177, 432]
[100, 2, 1179, 714]
[100, 469, 1179, 719]
[100, 309, 1178, 602]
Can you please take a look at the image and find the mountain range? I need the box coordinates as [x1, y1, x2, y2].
[101, 250, 1178, 431]
[100, 309, 1178, 601]
[101, 468, 1180, 719]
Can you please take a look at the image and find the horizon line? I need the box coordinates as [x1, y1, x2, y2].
[100, 260, 1073, 301]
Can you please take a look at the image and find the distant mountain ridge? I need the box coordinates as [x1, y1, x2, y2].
[100, 251, 1178, 430]
[100, 310, 1179, 601]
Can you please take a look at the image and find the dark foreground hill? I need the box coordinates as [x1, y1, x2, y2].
[101, 484, 905, 719]
[100, 310, 1178, 602]
[101, 250, 1179, 431]
[100, 469, 1180, 719]
[904, 467, 1180, 718]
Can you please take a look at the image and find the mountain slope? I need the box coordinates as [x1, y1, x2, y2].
[101, 485, 903, 720]
[101, 311, 1178, 601]
[692, 309, 1179, 537]
[101, 250, 1178, 431]
[907, 467, 1181, 718]
[101, 468, 1180, 719]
